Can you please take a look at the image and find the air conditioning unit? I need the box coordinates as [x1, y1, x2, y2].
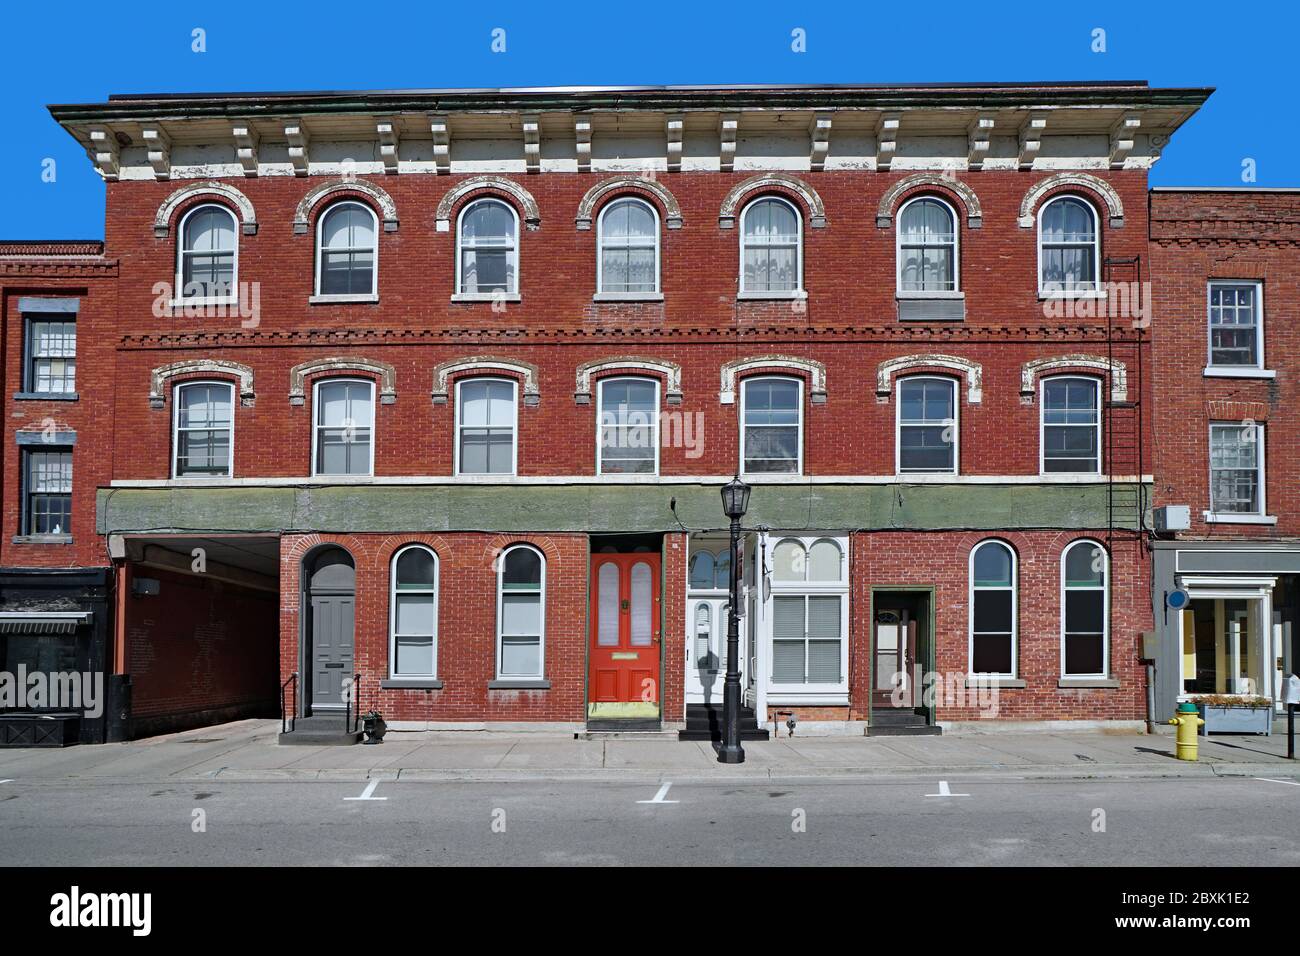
[1153, 505, 1191, 532]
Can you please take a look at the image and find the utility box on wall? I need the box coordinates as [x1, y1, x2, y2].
[1153, 505, 1191, 532]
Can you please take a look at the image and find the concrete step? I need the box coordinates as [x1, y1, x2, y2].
[867, 724, 943, 737]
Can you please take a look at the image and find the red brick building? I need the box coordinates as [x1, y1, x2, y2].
[2, 82, 1216, 742]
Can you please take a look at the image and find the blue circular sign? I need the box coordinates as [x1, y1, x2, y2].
[1166, 588, 1191, 611]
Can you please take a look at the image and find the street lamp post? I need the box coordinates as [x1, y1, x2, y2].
[718, 476, 751, 764]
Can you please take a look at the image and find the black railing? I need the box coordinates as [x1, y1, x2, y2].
[280, 671, 298, 734]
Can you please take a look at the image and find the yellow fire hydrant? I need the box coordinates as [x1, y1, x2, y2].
[1168, 702, 1205, 761]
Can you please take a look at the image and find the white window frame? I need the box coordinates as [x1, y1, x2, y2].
[1206, 421, 1272, 523]
[765, 535, 850, 701]
[314, 200, 379, 299]
[1205, 279, 1268, 376]
[172, 379, 235, 480]
[1037, 195, 1101, 298]
[895, 195, 960, 295]
[495, 544, 546, 680]
[595, 376, 660, 476]
[895, 375, 959, 475]
[455, 197, 520, 297]
[739, 375, 804, 477]
[310, 377, 375, 478]
[968, 540, 1018, 679]
[389, 544, 439, 679]
[596, 197, 660, 296]
[454, 377, 519, 477]
[175, 203, 239, 306]
[1039, 375, 1102, 476]
[1060, 539, 1109, 679]
[738, 195, 804, 297]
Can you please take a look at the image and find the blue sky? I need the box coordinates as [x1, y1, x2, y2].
[3, 0, 1295, 239]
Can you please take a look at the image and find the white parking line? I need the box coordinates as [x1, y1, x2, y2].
[344, 779, 387, 801]
[0, 779, 11, 785]
[925, 780, 969, 798]
[637, 782, 679, 804]
[1254, 777, 1300, 788]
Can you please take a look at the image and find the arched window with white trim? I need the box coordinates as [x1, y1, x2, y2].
[312, 378, 374, 477]
[456, 377, 517, 476]
[390, 545, 438, 678]
[740, 376, 802, 475]
[316, 201, 378, 296]
[768, 535, 849, 697]
[970, 540, 1017, 677]
[173, 380, 234, 478]
[1062, 540, 1108, 678]
[897, 196, 958, 293]
[497, 545, 545, 679]
[177, 203, 238, 302]
[597, 376, 658, 475]
[1040, 375, 1101, 474]
[457, 198, 518, 295]
[1038, 195, 1099, 295]
[740, 196, 802, 294]
[597, 197, 659, 295]
[897, 376, 958, 474]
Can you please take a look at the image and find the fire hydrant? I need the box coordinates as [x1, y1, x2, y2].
[1168, 702, 1205, 761]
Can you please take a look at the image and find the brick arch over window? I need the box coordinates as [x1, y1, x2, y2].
[719, 355, 827, 405]
[289, 357, 397, 406]
[718, 173, 827, 229]
[1017, 173, 1124, 229]
[154, 182, 257, 238]
[431, 356, 541, 406]
[149, 359, 255, 409]
[574, 356, 683, 405]
[1020, 355, 1127, 403]
[292, 178, 399, 234]
[876, 354, 982, 404]
[435, 177, 541, 232]
[876, 174, 983, 229]
[574, 176, 683, 231]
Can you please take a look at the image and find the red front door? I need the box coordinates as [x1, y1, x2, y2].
[589, 554, 661, 715]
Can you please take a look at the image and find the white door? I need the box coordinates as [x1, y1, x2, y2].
[686, 596, 730, 704]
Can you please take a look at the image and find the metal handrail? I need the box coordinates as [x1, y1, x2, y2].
[280, 671, 298, 734]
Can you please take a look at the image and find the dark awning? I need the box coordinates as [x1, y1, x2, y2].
[0, 612, 91, 635]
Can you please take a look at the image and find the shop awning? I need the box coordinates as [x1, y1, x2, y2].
[0, 612, 91, 635]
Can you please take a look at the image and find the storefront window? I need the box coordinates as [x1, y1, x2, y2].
[1181, 597, 1268, 696]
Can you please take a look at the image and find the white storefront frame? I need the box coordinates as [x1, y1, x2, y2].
[1176, 575, 1276, 703]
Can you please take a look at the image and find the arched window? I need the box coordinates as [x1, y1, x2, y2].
[689, 551, 715, 590]
[390, 545, 438, 678]
[768, 535, 848, 693]
[456, 377, 517, 476]
[173, 381, 234, 478]
[740, 196, 802, 294]
[740, 376, 802, 475]
[970, 541, 1017, 677]
[313, 378, 374, 477]
[316, 201, 377, 296]
[597, 376, 658, 475]
[457, 198, 518, 295]
[897, 196, 958, 292]
[1062, 540, 1108, 678]
[1038, 195, 1099, 295]
[1040, 375, 1101, 474]
[597, 198, 659, 295]
[177, 204, 237, 302]
[897, 376, 957, 474]
[497, 545, 544, 679]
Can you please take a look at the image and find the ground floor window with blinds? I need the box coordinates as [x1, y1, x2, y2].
[766, 534, 849, 699]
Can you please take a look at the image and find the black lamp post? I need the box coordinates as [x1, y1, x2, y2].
[718, 476, 751, 764]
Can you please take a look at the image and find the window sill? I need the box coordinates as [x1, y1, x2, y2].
[965, 677, 1026, 689]
[310, 293, 379, 305]
[896, 290, 964, 300]
[12, 534, 73, 545]
[1057, 678, 1120, 689]
[169, 297, 238, 309]
[592, 292, 664, 302]
[380, 678, 444, 690]
[736, 290, 807, 301]
[451, 293, 521, 303]
[1202, 366, 1275, 379]
[488, 679, 551, 690]
[1203, 512, 1278, 525]
[766, 692, 850, 706]
[13, 391, 78, 402]
[1038, 289, 1107, 301]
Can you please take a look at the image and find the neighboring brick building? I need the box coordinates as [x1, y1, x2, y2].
[1148, 188, 1300, 720]
[5, 81, 1217, 742]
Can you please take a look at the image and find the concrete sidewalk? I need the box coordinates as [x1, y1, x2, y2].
[1, 719, 1298, 783]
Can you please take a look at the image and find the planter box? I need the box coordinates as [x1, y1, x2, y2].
[1196, 704, 1272, 736]
[0, 713, 80, 747]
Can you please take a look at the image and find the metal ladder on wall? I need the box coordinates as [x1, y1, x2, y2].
[1102, 256, 1147, 554]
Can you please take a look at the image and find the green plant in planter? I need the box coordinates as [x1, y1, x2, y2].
[1188, 694, 1271, 708]
[362, 710, 387, 744]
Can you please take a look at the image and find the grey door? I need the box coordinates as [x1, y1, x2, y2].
[310, 593, 354, 711]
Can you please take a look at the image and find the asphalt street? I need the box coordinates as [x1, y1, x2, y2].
[1, 774, 1296, 866]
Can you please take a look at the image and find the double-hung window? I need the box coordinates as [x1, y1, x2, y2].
[1038, 196, 1099, 295]
[897, 197, 958, 293]
[456, 378, 517, 476]
[740, 377, 802, 475]
[1062, 541, 1108, 678]
[597, 377, 658, 475]
[25, 317, 76, 395]
[497, 545, 544, 679]
[1207, 281, 1265, 372]
[897, 376, 957, 474]
[1209, 422, 1267, 519]
[177, 204, 238, 302]
[390, 546, 438, 678]
[22, 449, 72, 536]
[597, 198, 659, 295]
[740, 197, 802, 295]
[768, 537, 849, 700]
[173, 381, 234, 478]
[457, 198, 518, 296]
[970, 540, 1016, 677]
[1041, 376, 1101, 474]
[313, 379, 374, 477]
[316, 201, 378, 297]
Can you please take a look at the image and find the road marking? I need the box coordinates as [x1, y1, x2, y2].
[925, 780, 969, 798]
[637, 782, 679, 804]
[1254, 777, 1300, 788]
[0, 779, 11, 785]
[344, 779, 388, 801]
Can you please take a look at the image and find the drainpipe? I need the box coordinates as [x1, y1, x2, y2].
[1145, 662, 1156, 735]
